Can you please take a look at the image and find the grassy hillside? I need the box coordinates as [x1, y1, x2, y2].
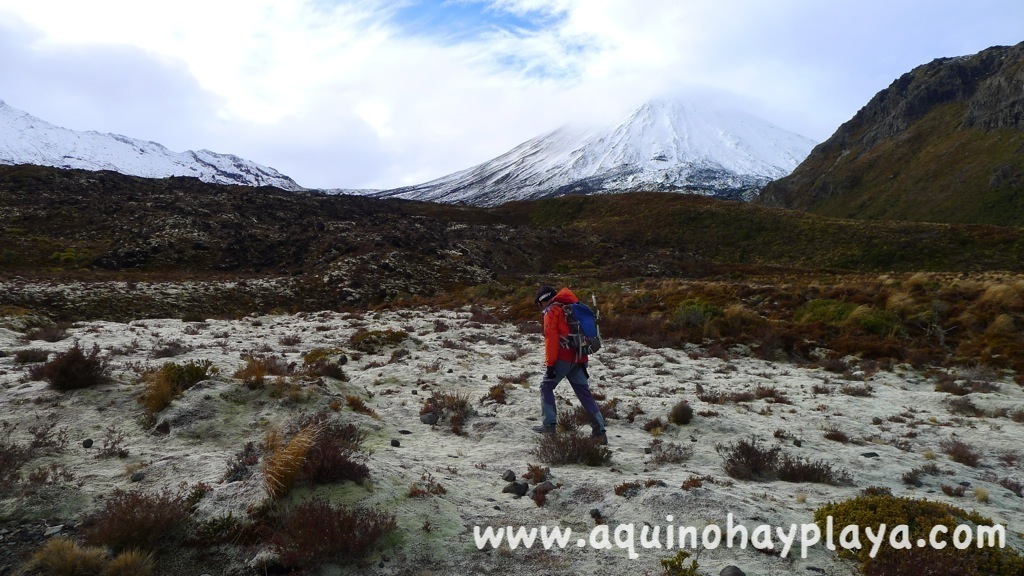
[777, 103, 1024, 226]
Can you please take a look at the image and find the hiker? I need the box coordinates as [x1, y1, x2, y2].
[532, 285, 608, 445]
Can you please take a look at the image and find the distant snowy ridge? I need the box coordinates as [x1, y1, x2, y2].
[373, 98, 817, 206]
[0, 100, 303, 190]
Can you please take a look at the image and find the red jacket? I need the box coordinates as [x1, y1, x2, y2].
[543, 287, 588, 366]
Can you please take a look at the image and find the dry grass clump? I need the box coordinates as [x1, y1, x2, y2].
[138, 359, 212, 416]
[82, 488, 191, 551]
[408, 472, 447, 497]
[533, 432, 612, 466]
[262, 423, 322, 499]
[420, 389, 474, 434]
[30, 342, 109, 391]
[23, 537, 108, 576]
[267, 496, 396, 571]
[234, 354, 290, 387]
[344, 394, 378, 418]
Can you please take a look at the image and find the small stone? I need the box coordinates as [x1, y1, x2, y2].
[411, 390, 418, 395]
[155, 421, 171, 435]
[390, 439, 401, 447]
[720, 566, 746, 576]
[590, 508, 602, 519]
[502, 482, 529, 497]
[43, 525, 63, 537]
[793, 438, 802, 447]
[398, 429, 412, 435]
[959, 481, 971, 487]
[644, 447, 653, 454]
[502, 470, 516, 482]
[861, 452, 879, 458]
[532, 481, 555, 495]
[420, 413, 439, 425]
[82, 439, 93, 449]
[130, 472, 145, 482]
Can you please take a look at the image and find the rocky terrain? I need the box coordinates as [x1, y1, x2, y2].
[1, 304, 1022, 575]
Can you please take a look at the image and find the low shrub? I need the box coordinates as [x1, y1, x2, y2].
[83, 487, 191, 551]
[299, 414, 369, 485]
[268, 496, 396, 570]
[24, 324, 69, 342]
[14, 349, 49, 363]
[649, 439, 694, 465]
[717, 435, 851, 485]
[348, 328, 408, 354]
[776, 454, 853, 485]
[533, 432, 612, 466]
[822, 424, 850, 443]
[939, 438, 981, 467]
[716, 436, 780, 480]
[667, 400, 693, 425]
[30, 342, 109, 390]
[814, 494, 1024, 576]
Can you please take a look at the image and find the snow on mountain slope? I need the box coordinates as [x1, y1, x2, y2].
[374, 98, 817, 206]
[0, 100, 303, 190]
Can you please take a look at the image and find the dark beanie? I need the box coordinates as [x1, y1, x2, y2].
[535, 285, 557, 304]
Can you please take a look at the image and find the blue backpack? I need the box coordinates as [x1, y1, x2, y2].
[562, 300, 602, 358]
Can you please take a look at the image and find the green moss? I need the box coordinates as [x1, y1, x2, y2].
[348, 329, 409, 354]
[794, 299, 858, 324]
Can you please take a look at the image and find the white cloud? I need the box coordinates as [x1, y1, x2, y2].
[0, 0, 1022, 189]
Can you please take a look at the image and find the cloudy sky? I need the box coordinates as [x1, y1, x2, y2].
[0, 0, 1021, 190]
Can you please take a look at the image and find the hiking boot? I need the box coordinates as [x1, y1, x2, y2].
[532, 425, 556, 435]
[592, 430, 608, 445]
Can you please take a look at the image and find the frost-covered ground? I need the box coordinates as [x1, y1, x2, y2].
[1, 307, 1022, 575]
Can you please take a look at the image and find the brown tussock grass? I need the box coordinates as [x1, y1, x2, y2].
[26, 537, 108, 576]
[263, 423, 323, 499]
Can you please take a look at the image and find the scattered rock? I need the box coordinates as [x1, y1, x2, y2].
[644, 447, 653, 454]
[43, 525, 63, 537]
[720, 566, 746, 576]
[806, 567, 826, 574]
[532, 481, 555, 495]
[155, 421, 171, 435]
[502, 470, 516, 482]
[398, 429, 412, 435]
[420, 413, 439, 425]
[861, 452, 879, 458]
[959, 481, 971, 487]
[590, 508, 602, 519]
[502, 482, 529, 497]
[793, 438, 802, 447]
[390, 439, 401, 447]
[130, 472, 145, 482]
[82, 439, 93, 449]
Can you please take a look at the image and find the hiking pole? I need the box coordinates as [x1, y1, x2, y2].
[591, 293, 601, 339]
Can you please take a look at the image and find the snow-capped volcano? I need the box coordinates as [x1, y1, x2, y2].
[0, 100, 303, 190]
[374, 98, 817, 206]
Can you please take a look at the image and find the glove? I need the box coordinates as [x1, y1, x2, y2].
[545, 366, 556, 379]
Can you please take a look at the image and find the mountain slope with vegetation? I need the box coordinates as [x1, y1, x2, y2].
[759, 42, 1024, 226]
